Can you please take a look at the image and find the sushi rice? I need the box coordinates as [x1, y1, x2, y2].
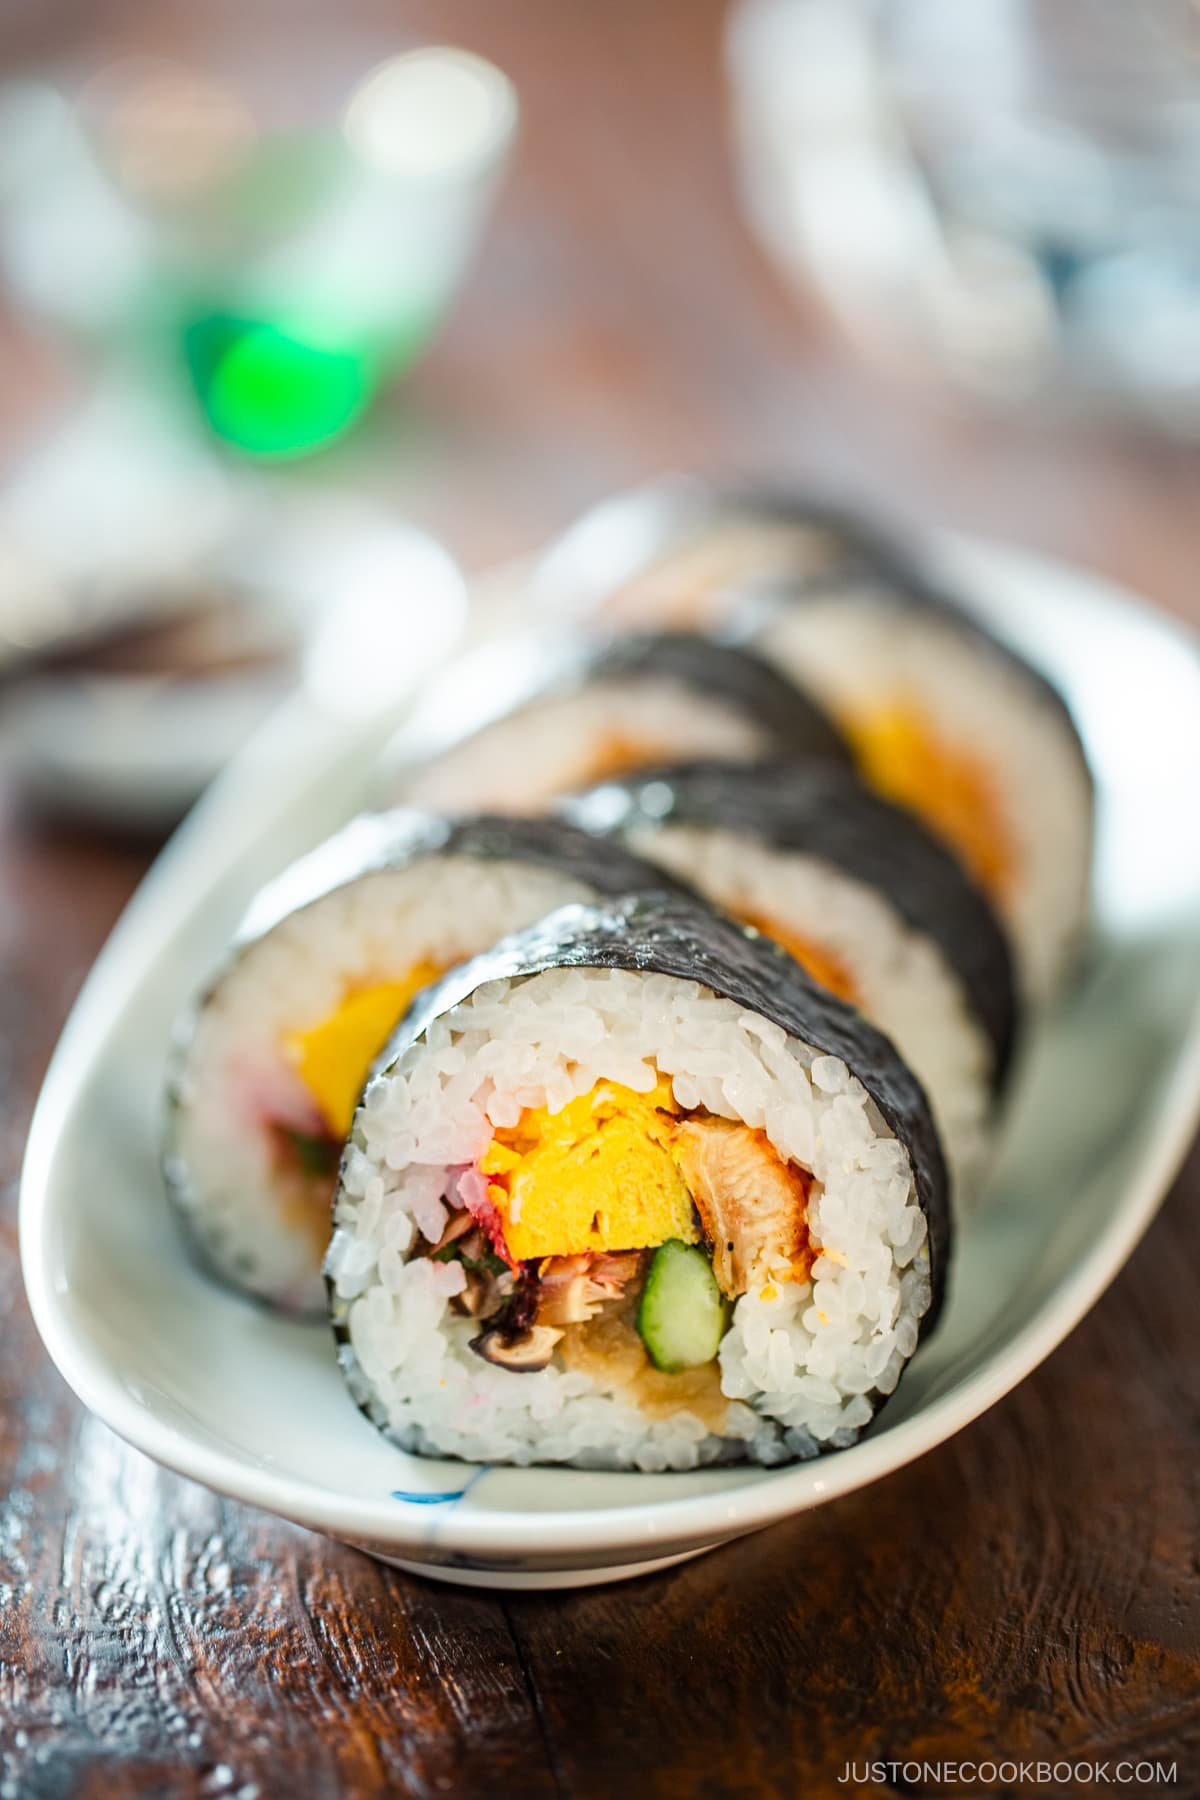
[398, 630, 849, 816]
[757, 592, 1093, 1004]
[328, 899, 945, 1471]
[628, 822, 994, 1195]
[165, 814, 692, 1317]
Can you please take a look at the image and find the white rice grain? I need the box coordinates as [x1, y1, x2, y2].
[330, 964, 933, 1469]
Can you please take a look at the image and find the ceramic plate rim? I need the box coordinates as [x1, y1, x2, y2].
[19, 536, 1200, 1560]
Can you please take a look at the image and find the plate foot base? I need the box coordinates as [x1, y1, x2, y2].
[365, 1544, 718, 1589]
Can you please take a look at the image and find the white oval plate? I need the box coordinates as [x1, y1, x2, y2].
[20, 537, 1200, 1588]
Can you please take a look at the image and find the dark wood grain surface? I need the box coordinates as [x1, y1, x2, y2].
[2, 3, 1198, 1796]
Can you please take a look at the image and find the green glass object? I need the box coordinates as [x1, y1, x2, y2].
[1, 51, 518, 459]
[182, 313, 380, 458]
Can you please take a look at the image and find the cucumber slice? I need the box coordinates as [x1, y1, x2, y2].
[637, 1239, 729, 1372]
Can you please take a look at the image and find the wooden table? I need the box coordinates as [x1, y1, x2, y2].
[2, 3, 1198, 1794]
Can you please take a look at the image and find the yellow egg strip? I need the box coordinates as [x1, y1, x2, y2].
[480, 1078, 699, 1262]
[736, 908, 858, 1006]
[845, 696, 1015, 901]
[286, 961, 444, 1137]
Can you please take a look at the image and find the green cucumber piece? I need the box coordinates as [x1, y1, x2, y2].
[637, 1239, 729, 1372]
[282, 1126, 341, 1179]
[432, 1242, 507, 1277]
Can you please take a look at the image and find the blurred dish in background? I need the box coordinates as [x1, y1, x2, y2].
[0, 376, 241, 674]
[0, 424, 467, 829]
[727, 0, 1200, 433]
[0, 44, 517, 459]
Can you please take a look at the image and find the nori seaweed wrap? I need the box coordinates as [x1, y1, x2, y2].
[328, 890, 950, 1470]
[393, 627, 851, 816]
[164, 809, 689, 1316]
[560, 758, 1018, 1195]
[530, 477, 1095, 1003]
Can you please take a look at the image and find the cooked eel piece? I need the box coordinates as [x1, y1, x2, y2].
[671, 1118, 811, 1297]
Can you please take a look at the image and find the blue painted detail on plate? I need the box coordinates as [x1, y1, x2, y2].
[391, 1466, 491, 1507]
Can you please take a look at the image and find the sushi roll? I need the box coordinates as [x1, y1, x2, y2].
[751, 554, 1093, 1006]
[562, 759, 1018, 1197]
[164, 811, 689, 1316]
[328, 890, 949, 1470]
[396, 629, 851, 816]
[531, 476, 860, 629]
[542, 480, 1093, 1003]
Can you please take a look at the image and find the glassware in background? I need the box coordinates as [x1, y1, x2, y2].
[0, 45, 517, 459]
[0, 39, 499, 824]
[726, 0, 1200, 433]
